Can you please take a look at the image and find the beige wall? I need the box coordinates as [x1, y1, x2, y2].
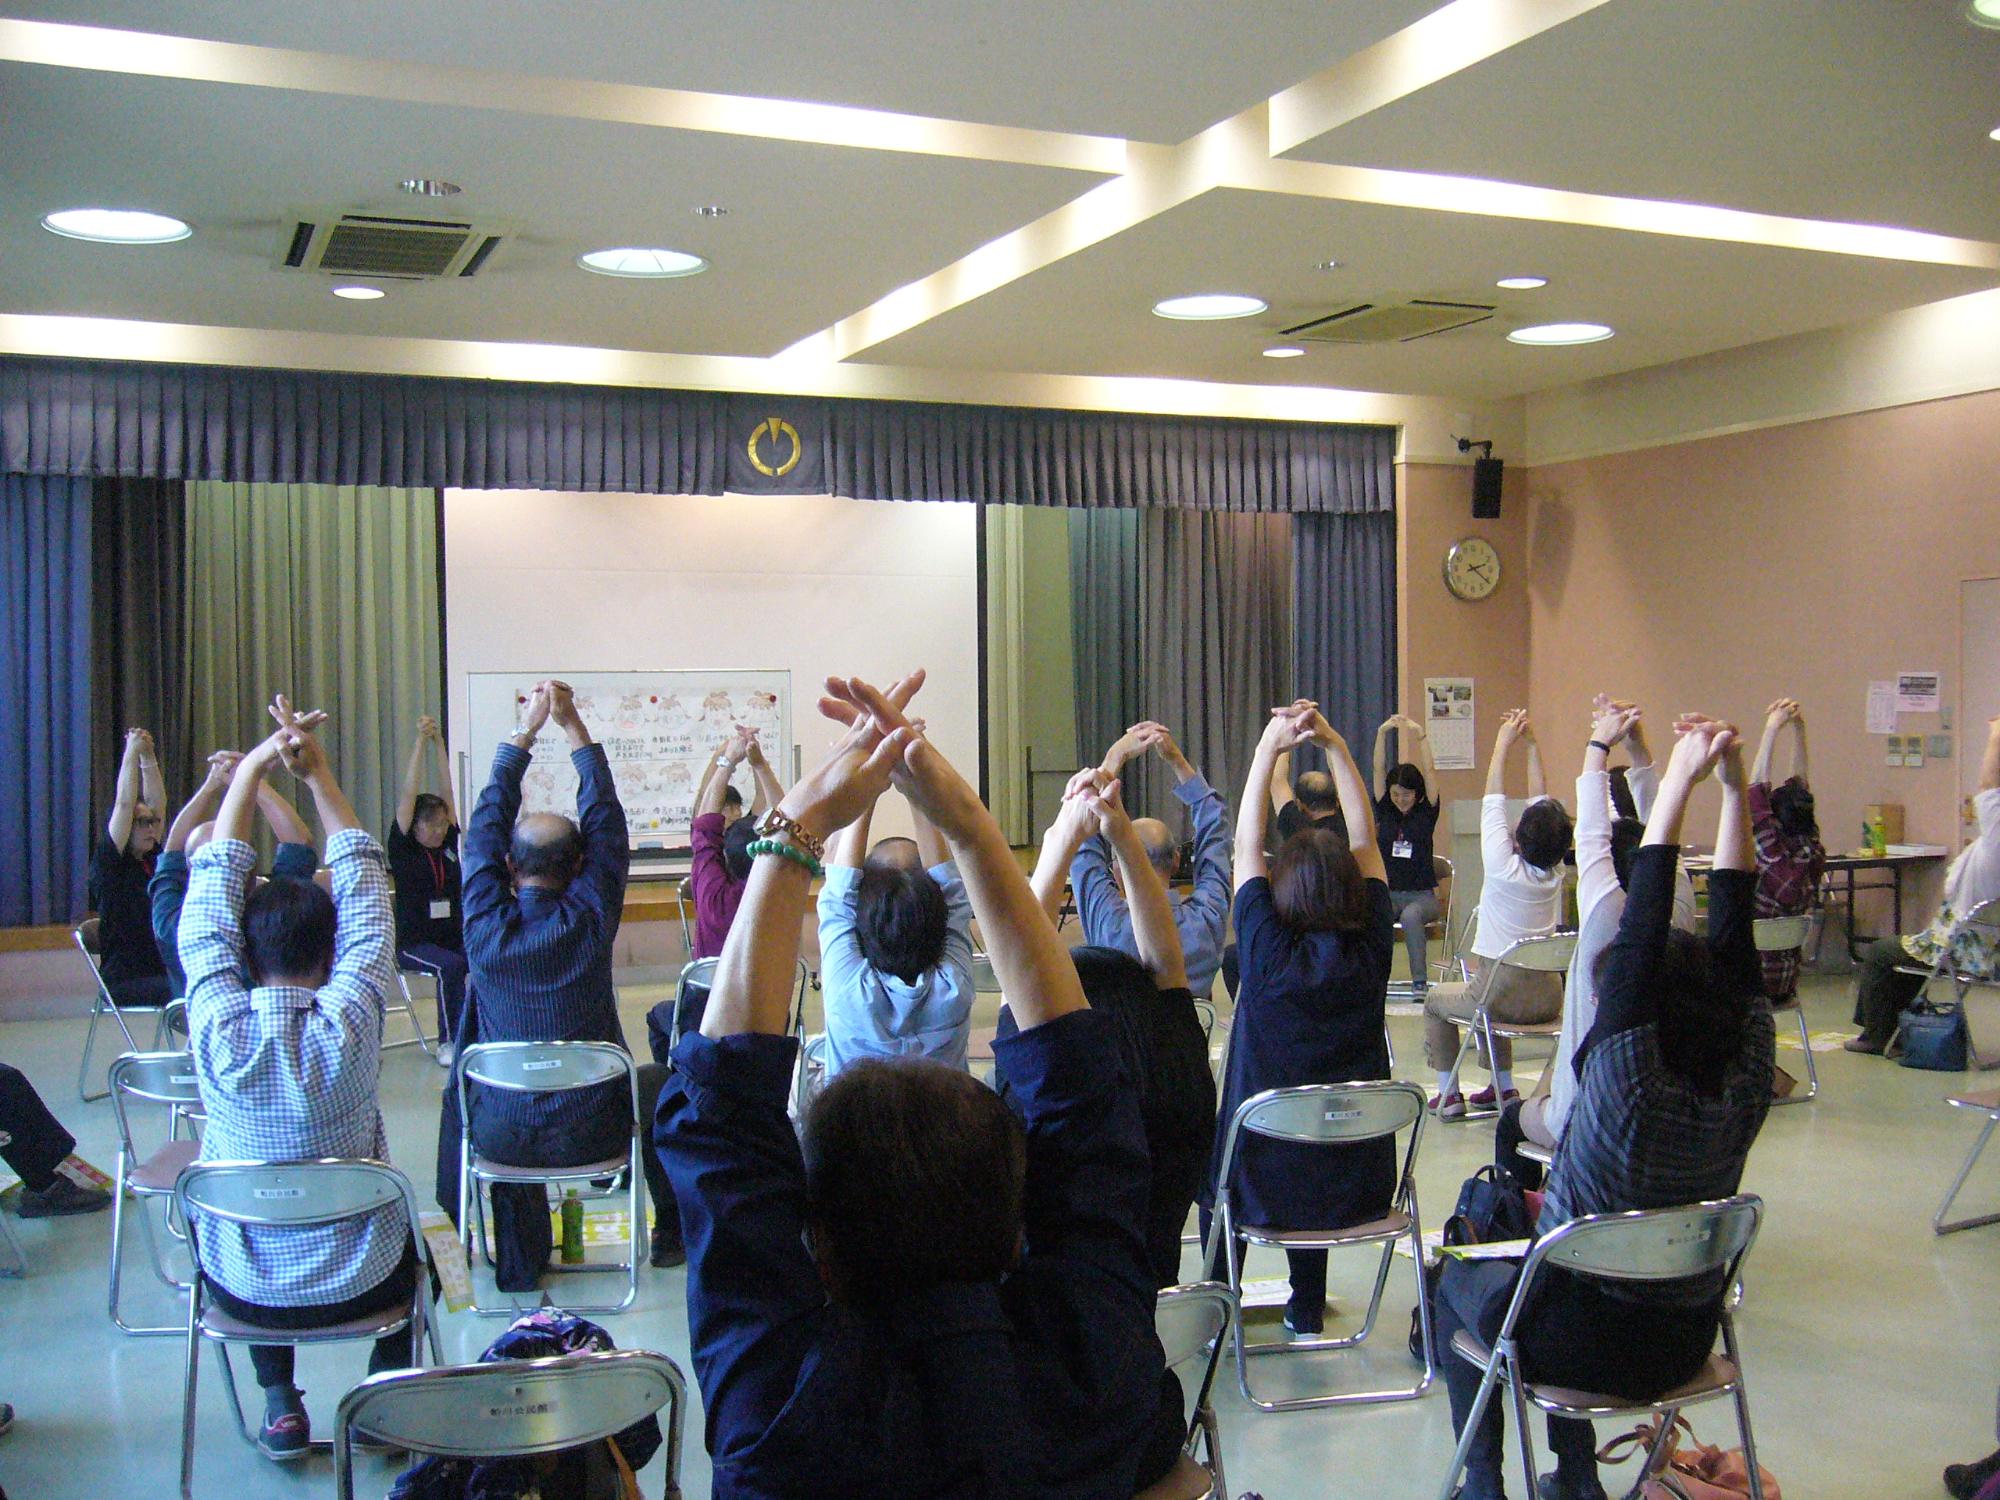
[1521, 387, 2000, 897]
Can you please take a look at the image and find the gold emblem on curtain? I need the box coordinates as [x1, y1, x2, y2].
[745, 416, 802, 477]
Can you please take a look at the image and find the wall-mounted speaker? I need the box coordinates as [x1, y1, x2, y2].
[1472, 456, 1504, 518]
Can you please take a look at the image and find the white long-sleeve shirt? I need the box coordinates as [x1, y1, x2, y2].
[1467, 793, 1565, 960]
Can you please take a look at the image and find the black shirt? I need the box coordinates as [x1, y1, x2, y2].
[1374, 792, 1439, 891]
[1276, 800, 1348, 847]
[386, 821, 463, 951]
[90, 834, 165, 982]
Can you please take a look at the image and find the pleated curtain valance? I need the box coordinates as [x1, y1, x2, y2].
[0, 355, 1395, 514]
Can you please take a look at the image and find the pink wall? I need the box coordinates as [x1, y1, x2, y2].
[1398, 462, 1534, 804]
[1519, 387, 2000, 910]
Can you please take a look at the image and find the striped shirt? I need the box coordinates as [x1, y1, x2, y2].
[1543, 847, 1774, 1305]
[461, 741, 632, 1132]
[1748, 780, 1824, 1001]
[180, 830, 403, 1307]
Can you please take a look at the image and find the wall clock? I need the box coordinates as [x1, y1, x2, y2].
[1444, 536, 1501, 601]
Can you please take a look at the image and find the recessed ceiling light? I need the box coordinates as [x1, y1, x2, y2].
[1968, 0, 2000, 29]
[1313, 259, 1342, 271]
[1508, 321, 1614, 346]
[1990, 125, 2000, 141]
[1152, 293, 1267, 320]
[577, 247, 709, 279]
[1262, 346, 1306, 359]
[331, 285, 385, 300]
[694, 205, 730, 218]
[1496, 275, 1548, 290]
[41, 208, 191, 244]
[400, 178, 462, 198]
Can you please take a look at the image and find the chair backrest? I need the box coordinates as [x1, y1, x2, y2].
[109, 1049, 202, 1154]
[333, 1349, 687, 1500]
[1154, 1281, 1235, 1374]
[672, 875, 695, 953]
[457, 1042, 637, 1121]
[970, 950, 1001, 993]
[1953, 898, 2000, 942]
[176, 1158, 420, 1232]
[677, 956, 719, 1000]
[1526, 1195, 1761, 1286]
[75, 918, 102, 956]
[1752, 915, 1811, 952]
[1495, 930, 1579, 974]
[1215, 1081, 1426, 1197]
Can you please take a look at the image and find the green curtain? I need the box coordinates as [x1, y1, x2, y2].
[184, 483, 441, 846]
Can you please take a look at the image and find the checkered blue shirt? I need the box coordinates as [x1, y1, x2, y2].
[181, 830, 403, 1308]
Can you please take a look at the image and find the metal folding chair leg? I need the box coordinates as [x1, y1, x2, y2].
[110, 1178, 191, 1335]
[1936, 1112, 2000, 1235]
[1768, 1003, 1818, 1106]
[78, 995, 111, 1102]
[382, 973, 436, 1057]
[0, 1208, 24, 1278]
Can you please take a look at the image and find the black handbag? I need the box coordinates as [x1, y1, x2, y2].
[1411, 1166, 1534, 1361]
[1897, 999, 1968, 1072]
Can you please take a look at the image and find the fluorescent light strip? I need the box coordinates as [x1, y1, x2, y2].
[0, 18, 1128, 175]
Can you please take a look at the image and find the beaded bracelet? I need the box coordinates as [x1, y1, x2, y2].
[746, 837, 824, 880]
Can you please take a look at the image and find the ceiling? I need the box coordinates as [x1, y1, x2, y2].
[2, 0, 1998, 407]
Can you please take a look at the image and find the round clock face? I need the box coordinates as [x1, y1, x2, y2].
[1444, 537, 1500, 601]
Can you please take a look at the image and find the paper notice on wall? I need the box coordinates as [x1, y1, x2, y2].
[1866, 681, 1898, 736]
[1425, 677, 1476, 771]
[1897, 671, 1942, 714]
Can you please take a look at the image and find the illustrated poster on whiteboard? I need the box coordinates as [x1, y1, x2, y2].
[1425, 676, 1476, 771]
[465, 671, 789, 845]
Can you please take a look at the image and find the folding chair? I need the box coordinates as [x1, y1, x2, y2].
[1389, 854, 1454, 1001]
[1203, 1080, 1434, 1412]
[174, 1158, 440, 1499]
[393, 957, 454, 1064]
[1435, 1194, 1767, 1500]
[1439, 931, 1579, 1121]
[665, 957, 719, 1055]
[333, 1348, 688, 1500]
[108, 1050, 205, 1335]
[455, 1041, 643, 1316]
[0, 1198, 23, 1278]
[74, 918, 178, 1101]
[672, 876, 696, 960]
[1139, 1281, 1236, 1500]
[1755, 915, 1817, 1104]
[1893, 899, 2000, 1052]
[1934, 1088, 2000, 1234]
[1440, 896, 1479, 985]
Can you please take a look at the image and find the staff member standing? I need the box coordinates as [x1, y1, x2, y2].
[389, 715, 468, 1047]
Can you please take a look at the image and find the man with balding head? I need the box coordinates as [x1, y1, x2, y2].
[454, 679, 632, 1292]
[1073, 721, 1231, 998]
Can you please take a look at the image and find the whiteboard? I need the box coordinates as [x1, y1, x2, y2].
[464, 670, 791, 847]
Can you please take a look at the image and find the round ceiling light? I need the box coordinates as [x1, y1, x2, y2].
[1507, 321, 1614, 346]
[577, 247, 708, 279]
[1313, 259, 1342, 271]
[41, 208, 191, 244]
[1968, 0, 2000, 28]
[332, 285, 386, 300]
[1262, 346, 1306, 359]
[401, 178, 462, 198]
[1990, 125, 2000, 141]
[694, 205, 730, 217]
[1152, 293, 1267, 320]
[1496, 275, 1549, 290]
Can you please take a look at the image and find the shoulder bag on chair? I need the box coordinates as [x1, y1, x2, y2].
[1896, 999, 1969, 1072]
[1598, 1415, 1782, 1500]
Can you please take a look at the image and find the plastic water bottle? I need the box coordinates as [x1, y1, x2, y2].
[1870, 813, 1888, 858]
[560, 1189, 585, 1264]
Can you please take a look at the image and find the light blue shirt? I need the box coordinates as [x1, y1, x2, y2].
[816, 860, 976, 1077]
[1071, 773, 1232, 999]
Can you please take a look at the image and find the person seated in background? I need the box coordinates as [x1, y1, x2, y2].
[688, 725, 784, 960]
[450, 681, 635, 1293]
[151, 750, 318, 999]
[1204, 698, 1395, 1337]
[816, 687, 976, 1078]
[0, 1062, 111, 1217]
[179, 697, 415, 1463]
[388, 715, 469, 1049]
[1069, 719, 1231, 999]
[1425, 710, 1570, 1120]
[1850, 713, 2000, 1054]
[1270, 752, 1348, 845]
[1032, 766, 1217, 1288]
[1372, 712, 1444, 997]
[1748, 698, 1825, 1010]
[90, 728, 174, 1011]
[1433, 715, 1774, 1500]
[654, 671, 1177, 1496]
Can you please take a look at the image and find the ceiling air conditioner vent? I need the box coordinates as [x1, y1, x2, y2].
[278, 212, 507, 279]
[1280, 299, 1495, 344]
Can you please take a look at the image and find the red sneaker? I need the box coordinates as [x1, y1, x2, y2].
[1428, 1092, 1468, 1120]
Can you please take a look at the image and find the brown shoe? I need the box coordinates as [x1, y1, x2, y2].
[1842, 1035, 1885, 1055]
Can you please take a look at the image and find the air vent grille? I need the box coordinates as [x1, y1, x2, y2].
[278, 211, 507, 280]
[1281, 299, 1495, 344]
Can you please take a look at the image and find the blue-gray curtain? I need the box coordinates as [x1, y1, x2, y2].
[2, 355, 1390, 513]
[1291, 509, 1399, 776]
[1067, 509, 1143, 781]
[1, 475, 92, 924]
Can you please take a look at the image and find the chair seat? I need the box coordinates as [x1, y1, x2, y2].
[201, 1296, 414, 1343]
[1947, 1088, 2000, 1113]
[1133, 1452, 1215, 1500]
[1448, 1329, 1740, 1411]
[1447, 1015, 1562, 1039]
[1516, 1141, 1554, 1166]
[471, 1151, 630, 1181]
[128, 1139, 200, 1193]
[1238, 1208, 1410, 1249]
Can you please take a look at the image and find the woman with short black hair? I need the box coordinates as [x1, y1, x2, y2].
[1203, 699, 1395, 1336]
[92, 727, 173, 1010]
[1373, 712, 1444, 996]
